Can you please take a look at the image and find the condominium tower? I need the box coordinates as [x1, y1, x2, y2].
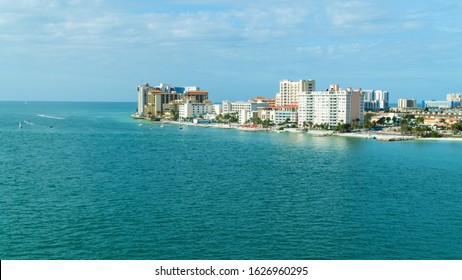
[275, 79, 315, 106]
[298, 85, 364, 128]
[136, 83, 155, 118]
[447, 93, 462, 102]
[363, 89, 389, 110]
[135, 82, 209, 118]
[397, 98, 417, 108]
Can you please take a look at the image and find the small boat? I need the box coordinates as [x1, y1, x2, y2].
[138, 123, 143, 126]
[19, 122, 22, 129]
[160, 124, 164, 128]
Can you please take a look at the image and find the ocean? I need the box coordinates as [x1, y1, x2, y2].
[0, 101, 461, 259]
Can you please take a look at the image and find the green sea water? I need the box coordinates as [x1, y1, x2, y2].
[1, 101, 461, 259]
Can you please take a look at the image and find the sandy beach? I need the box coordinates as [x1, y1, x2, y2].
[162, 120, 462, 142]
[336, 132, 462, 142]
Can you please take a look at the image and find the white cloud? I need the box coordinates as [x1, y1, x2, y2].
[1, 0, 462, 102]
[326, 1, 376, 27]
[1, 0, 315, 54]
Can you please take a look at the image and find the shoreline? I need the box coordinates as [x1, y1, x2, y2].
[139, 118, 462, 142]
[335, 132, 416, 141]
[335, 132, 462, 142]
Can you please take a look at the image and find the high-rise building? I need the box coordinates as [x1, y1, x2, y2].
[145, 89, 182, 118]
[298, 85, 364, 128]
[363, 89, 389, 110]
[136, 83, 154, 117]
[397, 98, 417, 108]
[135, 82, 210, 118]
[447, 93, 462, 102]
[350, 89, 365, 127]
[275, 79, 315, 106]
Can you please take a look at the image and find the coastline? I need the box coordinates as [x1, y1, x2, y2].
[335, 131, 462, 142]
[140, 118, 462, 142]
[416, 137, 462, 141]
[335, 132, 416, 141]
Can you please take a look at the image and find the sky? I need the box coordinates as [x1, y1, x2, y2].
[1, 0, 461, 102]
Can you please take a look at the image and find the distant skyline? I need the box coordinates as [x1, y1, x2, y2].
[1, 0, 461, 102]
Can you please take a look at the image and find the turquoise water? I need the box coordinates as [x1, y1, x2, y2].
[1, 102, 461, 259]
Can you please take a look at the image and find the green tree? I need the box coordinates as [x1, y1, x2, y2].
[452, 121, 462, 135]
[416, 116, 424, 125]
[215, 114, 223, 123]
[335, 123, 351, 133]
[262, 119, 273, 127]
[424, 130, 442, 138]
[376, 117, 386, 125]
[364, 113, 375, 129]
[403, 114, 415, 120]
[400, 119, 410, 135]
[228, 113, 239, 123]
[170, 109, 179, 121]
[247, 117, 263, 125]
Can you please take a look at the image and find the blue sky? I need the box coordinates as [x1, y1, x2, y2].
[1, 0, 461, 102]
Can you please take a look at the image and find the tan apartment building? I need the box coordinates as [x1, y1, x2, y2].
[184, 90, 209, 103]
[275, 79, 315, 106]
[145, 90, 182, 118]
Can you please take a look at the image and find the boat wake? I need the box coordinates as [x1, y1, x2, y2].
[37, 114, 66, 120]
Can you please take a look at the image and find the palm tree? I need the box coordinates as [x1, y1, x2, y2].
[451, 121, 462, 135]
[400, 119, 413, 135]
[416, 116, 424, 125]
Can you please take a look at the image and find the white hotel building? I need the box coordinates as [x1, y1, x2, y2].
[179, 100, 216, 119]
[222, 100, 269, 124]
[259, 104, 298, 124]
[298, 85, 364, 128]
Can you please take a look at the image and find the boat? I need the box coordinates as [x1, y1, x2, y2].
[19, 122, 22, 129]
[138, 123, 143, 126]
[160, 124, 164, 128]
